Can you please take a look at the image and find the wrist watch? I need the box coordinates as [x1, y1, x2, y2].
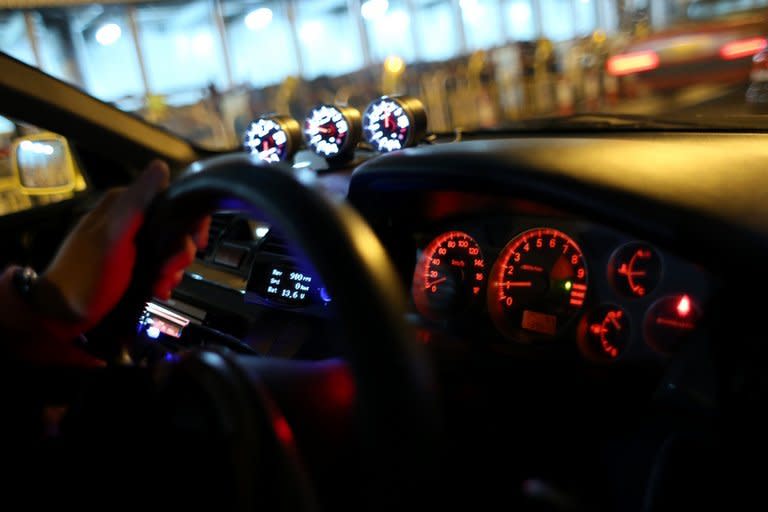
[11, 266, 81, 323]
[11, 266, 40, 302]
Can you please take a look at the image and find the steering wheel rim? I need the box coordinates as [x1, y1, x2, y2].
[111, 153, 440, 509]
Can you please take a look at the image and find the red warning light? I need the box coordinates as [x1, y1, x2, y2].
[644, 294, 700, 354]
[676, 295, 691, 317]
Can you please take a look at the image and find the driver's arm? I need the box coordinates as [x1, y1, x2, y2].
[0, 160, 209, 366]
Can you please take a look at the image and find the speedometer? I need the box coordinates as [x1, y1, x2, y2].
[488, 228, 588, 342]
[412, 231, 485, 321]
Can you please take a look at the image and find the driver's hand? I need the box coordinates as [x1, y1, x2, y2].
[42, 160, 210, 332]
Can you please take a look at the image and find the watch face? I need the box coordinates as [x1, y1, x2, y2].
[244, 117, 291, 163]
[363, 97, 413, 153]
[12, 266, 38, 298]
[304, 105, 353, 157]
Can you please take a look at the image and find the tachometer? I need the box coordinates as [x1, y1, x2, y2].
[488, 228, 588, 342]
[243, 114, 302, 163]
[303, 104, 361, 159]
[362, 95, 427, 153]
[412, 231, 485, 321]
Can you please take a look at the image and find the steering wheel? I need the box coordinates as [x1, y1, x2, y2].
[94, 154, 440, 511]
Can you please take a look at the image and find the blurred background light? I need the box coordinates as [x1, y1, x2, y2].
[299, 20, 324, 43]
[245, 7, 273, 30]
[192, 32, 214, 56]
[95, 23, 121, 46]
[388, 9, 409, 30]
[508, 2, 531, 22]
[384, 55, 405, 73]
[460, 0, 485, 22]
[361, 0, 389, 20]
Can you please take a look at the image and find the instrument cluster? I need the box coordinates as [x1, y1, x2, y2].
[411, 217, 709, 364]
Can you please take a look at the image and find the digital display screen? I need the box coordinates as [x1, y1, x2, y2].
[246, 261, 331, 310]
[246, 259, 331, 313]
[139, 302, 191, 339]
[522, 310, 557, 336]
[264, 266, 314, 305]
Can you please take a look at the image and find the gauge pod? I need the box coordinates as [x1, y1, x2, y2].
[303, 104, 361, 160]
[243, 114, 302, 163]
[362, 95, 427, 153]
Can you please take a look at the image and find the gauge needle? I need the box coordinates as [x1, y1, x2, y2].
[504, 281, 532, 288]
[425, 276, 447, 289]
[618, 264, 646, 277]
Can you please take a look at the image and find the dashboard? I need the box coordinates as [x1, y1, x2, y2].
[143, 167, 713, 374]
[135, 95, 763, 380]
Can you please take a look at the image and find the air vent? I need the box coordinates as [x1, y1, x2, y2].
[198, 212, 235, 259]
[259, 231, 290, 256]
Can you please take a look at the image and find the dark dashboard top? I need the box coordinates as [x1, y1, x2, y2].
[349, 134, 768, 261]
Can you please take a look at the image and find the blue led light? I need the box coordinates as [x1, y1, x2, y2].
[147, 326, 161, 339]
[320, 287, 332, 303]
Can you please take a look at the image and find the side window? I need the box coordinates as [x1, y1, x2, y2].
[0, 115, 87, 216]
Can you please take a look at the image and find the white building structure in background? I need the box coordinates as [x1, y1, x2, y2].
[5, 0, 729, 103]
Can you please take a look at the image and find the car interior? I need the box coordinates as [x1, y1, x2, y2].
[2, 34, 768, 511]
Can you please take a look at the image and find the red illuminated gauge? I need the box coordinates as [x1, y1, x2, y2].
[488, 228, 588, 342]
[644, 294, 700, 354]
[243, 114, 302, 163]
[303, 104, 361, 159]
[412, 231, 485, 321]
[363, 95, 427, 153]
[608, 242, 662, 298]
[578, 304, 631, 362]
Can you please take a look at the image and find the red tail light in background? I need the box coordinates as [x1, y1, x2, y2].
[720, 37, 767, 60]
[606, 50, 660, 76]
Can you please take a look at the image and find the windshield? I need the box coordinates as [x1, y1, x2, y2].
[2, 0, 768, 150]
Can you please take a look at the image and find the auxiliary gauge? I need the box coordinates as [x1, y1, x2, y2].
[243, 114, 302, 163]
[608, 242, 662, 298]
[362, 95, 427, 153]
[303, 104, 361, 160]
